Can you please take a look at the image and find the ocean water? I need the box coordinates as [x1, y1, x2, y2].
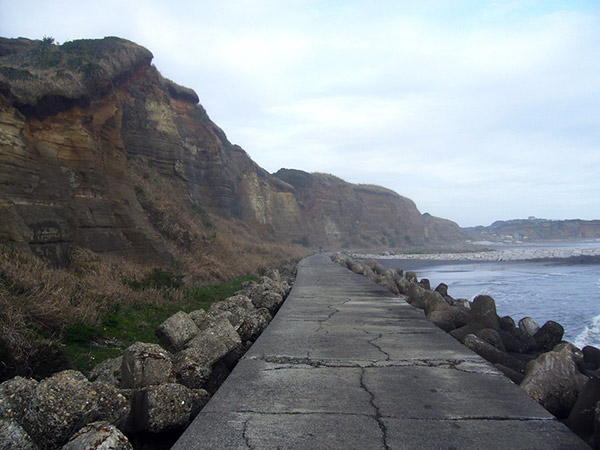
[378, 247, 600, 348]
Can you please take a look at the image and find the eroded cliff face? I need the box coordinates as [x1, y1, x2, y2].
[0, 36, 463, 265]
[272, 169, 462, 248]
[465, 219, 600, 242]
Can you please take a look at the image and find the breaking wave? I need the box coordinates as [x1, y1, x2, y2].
[575, 313, 600, 349]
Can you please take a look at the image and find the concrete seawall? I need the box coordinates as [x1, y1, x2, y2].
[173, 253, 588, 449]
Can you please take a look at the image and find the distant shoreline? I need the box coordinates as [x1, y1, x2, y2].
[373, 255, 600, 272]
[353, 242, 600, 266]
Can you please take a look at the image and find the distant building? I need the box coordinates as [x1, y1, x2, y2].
[528, 216, 537, 220]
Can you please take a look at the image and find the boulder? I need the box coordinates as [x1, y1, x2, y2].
[434, 283, 449, 297]
[452, 307, 470, 329]
[583, 346, 600, 370]
[211, 295, 254, 313]
[120, 342, 174, 389]
[88, 356, 122, 387]
[0, 419, 37, 450]
[22, 370, 128, 449]
[250, 291, 283, 313]
[243, 276, 288, 301]
[419, 278, 431, 290]
[405, 282, 426, 306]
[498, 315, 516, 331]
[209, 305, 251, 330]
[493, 364, 525, 385]
[449, 323, 485, 343]
[377, 275, 400, 295]
[185, 319, 242, 366]
[450, 298, 470, 309]
[349, 261, 364, 274]
[0, 376, 38, 422]
[237, 308, 272, 342]
[505, 326, 539, 352]
[61, 421, 132, 450]
[132, 384, 197, 433]
[566, 377, 600, 440]
[495, 317, 535, 353]
[518, 317, 540, 337]
[520, 347, 583, 418]
[89, 382, 130, 429]
[410, 289, 447, 314]
[468, 295, 500, 331]
[463, 335, 527, 373]
[264, 269, 281, 283]
[189, 309, 237, 331]
[368, 260, 387, 276]
[156, 311, 200, 352]
[554, 342, 585, 373]
[188, 309, 212, 330]
[475, 328, 506, 352]
[173, 348, 212, 390]
[426, 308, 453, 332]
[498, 329, 532, 354]
[387, 269, 402, 283]
[396, 277, 410, 295]
[331, 253, 346, 265]
[362, 265, 378, 282]
[405, 271, 418, 283]
[423, 291, 451, 316]
[534, 321, 564, 353]
[426, 306, 466, 332]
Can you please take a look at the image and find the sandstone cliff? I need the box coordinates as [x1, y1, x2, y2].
[0, 36, 463, 268]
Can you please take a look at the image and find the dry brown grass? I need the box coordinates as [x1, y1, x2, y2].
[0, 160, 307, 378]
[0, 246, 177, 377]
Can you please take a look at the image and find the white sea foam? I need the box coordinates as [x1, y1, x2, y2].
[575, 313, 600, 349]
[356, 244, 600, 262]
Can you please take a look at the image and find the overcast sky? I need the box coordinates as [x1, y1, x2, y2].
[2, 1, 599, 227]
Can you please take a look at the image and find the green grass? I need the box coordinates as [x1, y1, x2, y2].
[62, 274, 258, 373]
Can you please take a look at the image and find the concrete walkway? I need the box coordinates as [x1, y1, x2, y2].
[173, 253, 588, 449]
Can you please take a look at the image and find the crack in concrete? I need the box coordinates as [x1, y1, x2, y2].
[315, 297, 353, 333]
[237, 410, 371, 418]
[360, 367, 390, 450]
[251, 355, 495, 373]
[236, 410, 555, 422]
[241, 417, 255, 449]
[400, 416, 557, 422]
[365, 332, 391, 362]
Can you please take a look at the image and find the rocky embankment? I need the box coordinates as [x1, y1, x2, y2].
[0, 269, 292, 449]
[332, 253, 600, 448]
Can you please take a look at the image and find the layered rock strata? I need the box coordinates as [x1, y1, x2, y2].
[0, 36, 463, 265]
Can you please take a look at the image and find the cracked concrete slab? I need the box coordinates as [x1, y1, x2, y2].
[382, 417, 588, 449]
[179, 412, 386, 450]
[173, 253, 589, 449]
[362, 365, 552, 420]
[201, 359, 372, 416]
